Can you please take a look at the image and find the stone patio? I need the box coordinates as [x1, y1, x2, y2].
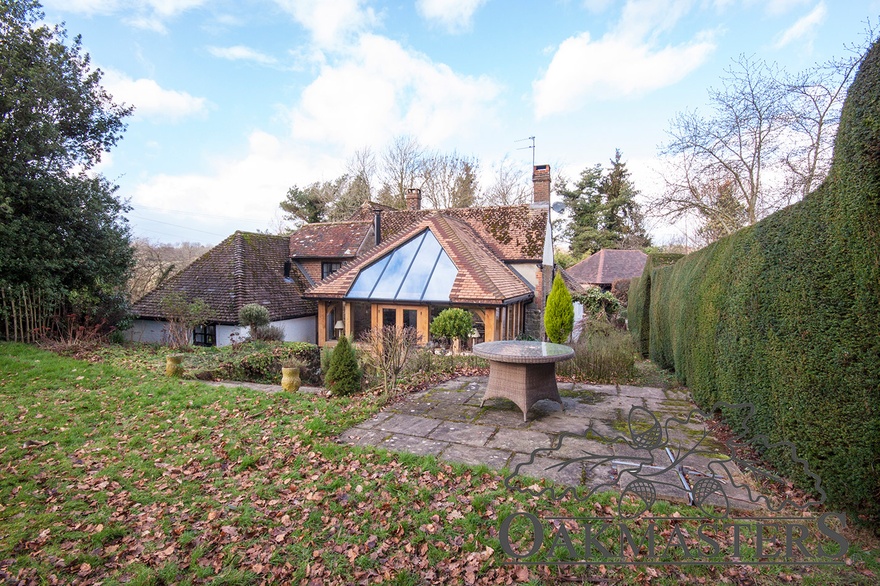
[340, 376, 763, 513]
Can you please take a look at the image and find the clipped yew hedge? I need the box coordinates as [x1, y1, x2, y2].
[632, 41, 880, 524]
[628, 254, 683, 357]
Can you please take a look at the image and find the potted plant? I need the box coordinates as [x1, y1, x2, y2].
[281, 357, 306, 392]
[165, 353, 185, 377]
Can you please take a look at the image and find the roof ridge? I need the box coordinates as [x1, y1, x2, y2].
[232, 232, 246, 308]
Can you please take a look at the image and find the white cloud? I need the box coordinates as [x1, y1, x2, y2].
[533, 0, 716, 118]
[42, 0, 206, 33]
[288, 34, 501, 150]
[773, 2, 826, 49]
[207, 45, 278, 65]
[102, 70, 208, 122]
[272, 0, 378, 48]
[130, 131, 341, 224]
[417, 0, 488, 33]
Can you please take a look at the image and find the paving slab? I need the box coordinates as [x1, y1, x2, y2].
[428, 422, 497, 445]
[338, 427, 390, 446]
[484, 427, 553, 453]
[423, 403, 482, 422]
[374, 414, 442, 436]
[528, 411, 594, 435]
[379, 433, 449, 457]
[423, 389, 479, 405]
[439, 444, 512, 470]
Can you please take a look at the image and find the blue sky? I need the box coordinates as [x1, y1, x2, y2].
[39, 0, 880, 245]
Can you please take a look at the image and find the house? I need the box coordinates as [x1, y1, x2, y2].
[301, 165, 555, 346]
[127, 164, 556, 348]
[126, 231, 317, 346]
[566, 248, 647, 291]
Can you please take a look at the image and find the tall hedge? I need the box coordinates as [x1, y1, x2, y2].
[628, 253, 683, 357]
[630, 41, 880, 525]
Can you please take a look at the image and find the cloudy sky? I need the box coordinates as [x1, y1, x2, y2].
[40, 0, 879, 245]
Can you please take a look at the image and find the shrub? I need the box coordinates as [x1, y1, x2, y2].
[325, 336, 362, 396]
[544, 273, 574, 344]
[251, 324, 284, 341]
[628, 40, 880, 526]
[611, 278, 631, 306]
[359, 326, 420, 393]
[574, 287, 621, 318]
[221, 341, 320, 384]
[429, 308, 473, 347]
[159, 293, 213, 349]
[238, 303, 270, 338]
[557, 317, 636, 383]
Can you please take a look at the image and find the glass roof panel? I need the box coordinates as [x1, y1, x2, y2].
[369, 231, 426, 299]
[347, 255, 390, 298]
[346, 228, 458, 301]
[396, 231, 443, 300]
[421, 250, 457, 301]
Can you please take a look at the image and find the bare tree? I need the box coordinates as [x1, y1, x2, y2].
[421, 151, 479, 209]
[654, 48, 864, 243]
[782, 54, 861, 200]
[483, 154, 530, 206]
[128, 239, 211, 302]
[378, 135, 425, 208]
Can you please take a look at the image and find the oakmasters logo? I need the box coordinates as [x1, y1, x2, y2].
[499, 403, 847, 566]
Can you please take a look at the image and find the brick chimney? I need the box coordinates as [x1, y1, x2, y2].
[405, 188, 422, 211]
[532, 164, 550, 204]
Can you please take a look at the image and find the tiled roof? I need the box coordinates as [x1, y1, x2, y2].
[133, 231, 317, 324]
[558, 267, 586, 294]
[566, 249, 648, 286]
[348, 204, 547, 261]
[288, 221, 372, 258]
[305, 213, 533, 305]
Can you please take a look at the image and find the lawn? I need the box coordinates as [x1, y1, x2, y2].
[1, 342, 877, 584]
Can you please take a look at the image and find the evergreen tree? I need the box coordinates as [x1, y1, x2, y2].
[560, 150, 651, 257]
[0, 1, 133, 323]
[325, 336, 362, 396]
[544, 274, 574, 344]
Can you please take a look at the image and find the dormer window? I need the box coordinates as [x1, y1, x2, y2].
[322, 262, 342, 280]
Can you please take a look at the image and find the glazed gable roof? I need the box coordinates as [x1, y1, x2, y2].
[133, 231, 316, 324]
[288, 221, 372, 258]
[305, 213, 533, 305]
[348, 203, 548, 262]
[567, 248, 648, 286]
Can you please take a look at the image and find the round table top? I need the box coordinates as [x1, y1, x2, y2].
[473, 340, 574, 364]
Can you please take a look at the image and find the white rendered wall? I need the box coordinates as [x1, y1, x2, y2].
[274, 316, 317, 344]
[125, 319, 171, 344]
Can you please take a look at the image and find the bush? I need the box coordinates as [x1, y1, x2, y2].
[544, 273, 574, 343]
[429, 308, 473, 347]
[251, 324, 284, 341]
[611, 278, 631, 306]
[359, 326, 420, 393]
[628, 40, 880, 526]
[238, 303, 270, 338]
[557, 317, 636, 383]
[325, 336, 362, 396]
[221, 341, 320, 384]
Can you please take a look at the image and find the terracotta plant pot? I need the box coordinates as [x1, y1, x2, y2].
[281, 366, 301, 392]
[165, 354, 184, 377]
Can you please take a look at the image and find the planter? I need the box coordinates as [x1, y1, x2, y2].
[165, 354, 184, 377]
[281, 366, 302, 392]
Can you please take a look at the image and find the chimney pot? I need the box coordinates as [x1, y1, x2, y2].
[405, 188, 422, 211]
[532, 164, 551, 204]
